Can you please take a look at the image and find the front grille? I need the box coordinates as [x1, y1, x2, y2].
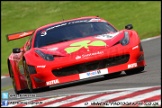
[52, 54, 129, 77]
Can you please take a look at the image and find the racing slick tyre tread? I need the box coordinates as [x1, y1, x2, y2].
[125, 66, 145, 75]
[9, 64, 21, 94]
[24, 60, 34, 93]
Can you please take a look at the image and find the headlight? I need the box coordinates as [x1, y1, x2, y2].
[35, 50, 54, 61]
[120, 31, 130, 46]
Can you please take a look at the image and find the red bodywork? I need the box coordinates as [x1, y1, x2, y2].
[7, 16, 146, 92]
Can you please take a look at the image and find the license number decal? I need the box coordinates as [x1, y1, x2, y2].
[79, 68, 108, 79]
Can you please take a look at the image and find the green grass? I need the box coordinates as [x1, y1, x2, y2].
[1, 1, 161, 75]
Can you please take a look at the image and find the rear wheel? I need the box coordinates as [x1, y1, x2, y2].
[23, 60, 34, 93]
[9, 64, 20, 94]
[125, 66, 145, 75]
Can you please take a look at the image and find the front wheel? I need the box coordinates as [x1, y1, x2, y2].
[23, 60, 34, 93]
[125, 66, 145, 75]
[104, 71, 122, 78]
[9, 64, 21, 94]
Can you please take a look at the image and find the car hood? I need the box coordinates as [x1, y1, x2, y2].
[35, 31, 125, 57]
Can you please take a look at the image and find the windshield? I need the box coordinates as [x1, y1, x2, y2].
[34, 20, 117, 48]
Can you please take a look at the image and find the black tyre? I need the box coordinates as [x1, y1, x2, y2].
[9, 64, 21, 94]
[125, 66, 145, 75]
[23, 60, 34, 93]
[104, 71, 122, 78]
[41, 86, 50, 91]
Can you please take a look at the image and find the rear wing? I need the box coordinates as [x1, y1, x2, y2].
[6, 30, 35, 41]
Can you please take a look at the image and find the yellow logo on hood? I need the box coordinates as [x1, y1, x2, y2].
[65, 40, 106, 54]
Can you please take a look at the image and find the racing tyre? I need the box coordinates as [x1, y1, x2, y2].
[41, 86, 50, 91]
[104, 71, 122, 78]
[9, 64, 21, 94]
[125, 66, 145, 75]
[24, 60, 34, 93]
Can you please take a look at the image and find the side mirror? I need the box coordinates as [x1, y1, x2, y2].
[13, 48, 21, 53]
[125, 24, 133, 30]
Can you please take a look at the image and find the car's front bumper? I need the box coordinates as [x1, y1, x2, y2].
[30, 43, 146, 89]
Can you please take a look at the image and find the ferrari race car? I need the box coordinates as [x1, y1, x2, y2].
[7, 16, 146, 94]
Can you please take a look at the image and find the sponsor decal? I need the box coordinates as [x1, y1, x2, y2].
[89, 18, 100, 22]
[87, 70, 101, 76]
[132, 45, 139, 50]
[46, 23, 67, 31]
[82, 51, 104, 58]
[79, 68, 108, 79]
[19, 32, 29, 37]
[88, 18, 106, 22]
[95, 32, 120, 40]
[128, 63, 137, 69]
[75, 55, 81, 60]
[40, 30, 47, 36]
[65, 40, 106, 54]
[37, 65, 46, 68]
[46, 79, 59, 86]
[75, 51, 104, 60]
[67, 20, 88, 24]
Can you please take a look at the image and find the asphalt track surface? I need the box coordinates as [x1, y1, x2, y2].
[1, 36, 161, 100]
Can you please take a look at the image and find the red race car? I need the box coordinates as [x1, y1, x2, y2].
[7, 16, 146, 94]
